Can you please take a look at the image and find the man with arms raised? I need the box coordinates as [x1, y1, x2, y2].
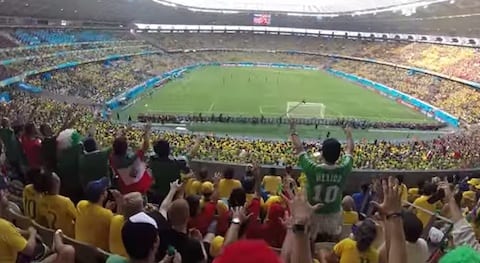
[290, 122, 354, 240]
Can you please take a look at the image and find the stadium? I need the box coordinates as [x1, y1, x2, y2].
[0, 0, 480, 262]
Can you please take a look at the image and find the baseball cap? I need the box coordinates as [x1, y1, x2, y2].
[210, 236, 224, 258]
[201, 181, 214, 194]
[122, 212, 159, 260]
[85, 177, 110, 202]
[467, 178, 480, 186]
[214, 240, 281, 263]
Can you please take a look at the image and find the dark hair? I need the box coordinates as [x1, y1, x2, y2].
[242, 177, 255, 194]
[321, 138, 341, 164]
[402, 211, 423, 243]
[112, 137, 128, 156]
[396, 175, 404, 184]
[229, 188, 246, 207]
[285, 165, 293, 174]
[223, 168, 235, 180]
[29, 169, 45, 192]
[417, 179, 426, 195]
[423, 182, 436, 196]
[269, 167, 276, 175]
[355, 219, 377, 252]
[360, 183, 370, 193]
[24, 122, 36, 136]
[198, 168, 208, 181]
[186, 195, 201, 218]
[153, 140, 170, 158]
[122, 222, 158, 260]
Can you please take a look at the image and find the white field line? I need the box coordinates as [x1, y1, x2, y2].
[208, 103, 215, 112]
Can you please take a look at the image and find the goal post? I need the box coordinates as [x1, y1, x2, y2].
[286, 101, 326, 119]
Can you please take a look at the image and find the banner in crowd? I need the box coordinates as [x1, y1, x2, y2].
[253, 14, 271, 25]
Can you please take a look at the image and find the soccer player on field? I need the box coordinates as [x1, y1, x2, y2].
[290, 122, 354, 239]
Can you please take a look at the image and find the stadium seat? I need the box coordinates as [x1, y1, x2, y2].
[8, 200, 22, 215]
[6, 206, 32, 230]
[62, 235, 111, 263]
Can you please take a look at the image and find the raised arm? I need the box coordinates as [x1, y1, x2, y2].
[344, 125, 354, 155]
[187, 136, 202, 159]
[372, 177, 406, 263]
[159, 180, 182, 218]
[289, 120, 304, 155]
[141, 122, 152, 153]
[439, 180, 480, 250]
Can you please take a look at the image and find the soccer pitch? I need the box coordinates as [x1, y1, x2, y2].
[119, 66, 440, 139]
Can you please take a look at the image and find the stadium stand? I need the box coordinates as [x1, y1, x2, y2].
[1, 22, 480, 263]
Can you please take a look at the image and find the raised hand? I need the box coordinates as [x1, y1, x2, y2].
[231, 206, 252, 224]
[371, 176, 402, 216]
[169, 179, 182, 193]
[284, 188, 322, 225]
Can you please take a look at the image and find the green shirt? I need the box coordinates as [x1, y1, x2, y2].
[148, 156, 183, 197]
[106, 255, 128, 263]
[56, 143, 82, 195]
[299, 152, 353, 214]
[78, 149, 111, 190]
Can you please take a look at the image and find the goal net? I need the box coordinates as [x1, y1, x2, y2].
[286, 101, 326, 119]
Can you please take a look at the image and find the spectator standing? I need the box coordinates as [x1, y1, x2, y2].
[78, 132, 111, 191]
[218, 168, 241, 200]
[148, 137, 201, 204]
[290, 123, 354, 239]
[21, 122, 42, 169]
[109, 124, 152, 195]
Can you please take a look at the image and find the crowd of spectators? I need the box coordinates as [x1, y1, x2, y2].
[154, 33, 480, 82]
[1, 103, 480, 263]
[330, 60, 480, 124]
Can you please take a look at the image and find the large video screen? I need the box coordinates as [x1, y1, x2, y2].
[253, 14, 271, 25]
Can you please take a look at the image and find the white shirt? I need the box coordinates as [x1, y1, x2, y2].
[405, 238, 429, 263]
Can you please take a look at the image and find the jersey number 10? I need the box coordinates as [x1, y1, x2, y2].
[313, 185, 340, 204]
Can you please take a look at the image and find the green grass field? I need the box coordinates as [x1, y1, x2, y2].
[119, 66, 441, 140]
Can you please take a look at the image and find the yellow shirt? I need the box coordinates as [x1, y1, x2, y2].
[262, 175, 282, 194]
[334, 238, 379, 263]
[343, 211, 359, 225]
[407, 188, 419, 203]
[399, 184, 408, 203]
[109, 215, 128, 257]
[413, 195, 436, 228]
[0, 218, 28, 263]
[22, 184, 40, 220]
[37, 194, 77, 238]
[218, 178, 241, 199]
[75, 200, 113, 251]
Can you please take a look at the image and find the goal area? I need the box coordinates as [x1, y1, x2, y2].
[286, 101, 326, 119]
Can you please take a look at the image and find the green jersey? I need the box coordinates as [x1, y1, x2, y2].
[299, 152, 353, 214]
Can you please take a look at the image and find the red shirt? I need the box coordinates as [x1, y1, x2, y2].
[21, 135, 42, 169]
[110, 150, 153, 194]
[188, 202, 216, 235]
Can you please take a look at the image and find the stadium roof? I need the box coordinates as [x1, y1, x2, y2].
[0, 0, 479, 37]
[154, 0, 451, 15]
